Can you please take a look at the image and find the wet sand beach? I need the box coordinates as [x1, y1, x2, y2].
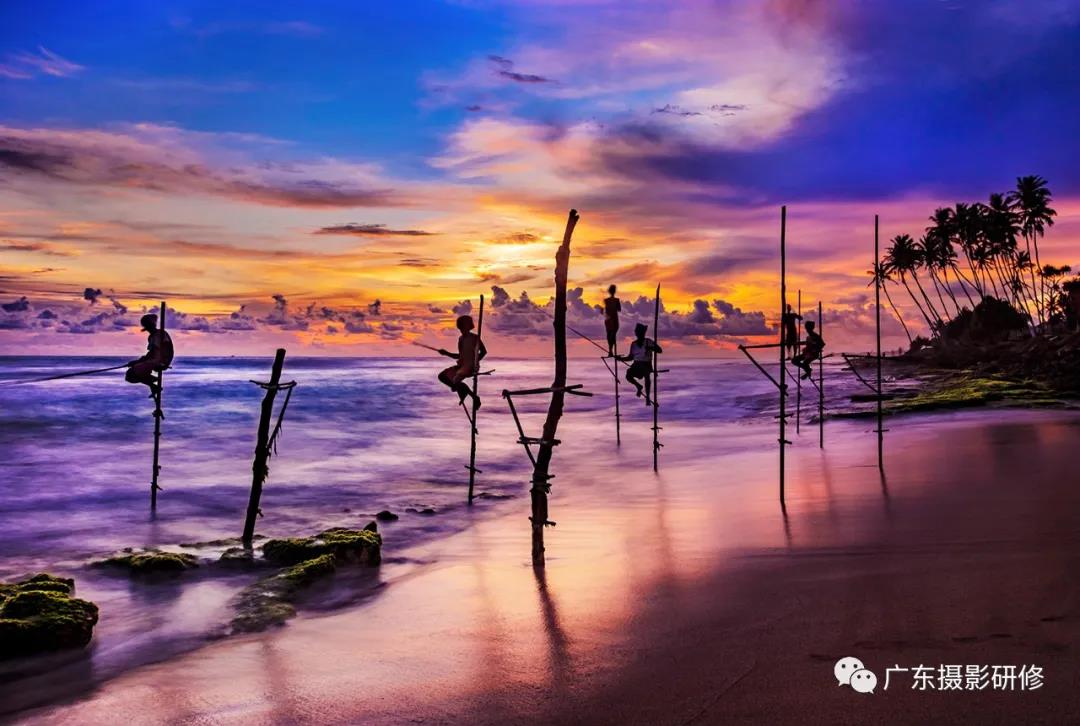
[9, 409, 1079, 725]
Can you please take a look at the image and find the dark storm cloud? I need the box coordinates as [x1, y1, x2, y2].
[314, 224, 435, 237]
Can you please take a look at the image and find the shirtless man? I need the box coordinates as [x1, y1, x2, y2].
[437, 315, 487, 409]
[126, 312, 174, 398]
[618, 322, 662, 406]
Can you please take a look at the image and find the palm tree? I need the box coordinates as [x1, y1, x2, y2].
[870, 261, 913, 344]
[884, 233, 939, 333]
[929, 205, 980, 302]
[919, 234, 956, 318]
[953, 202, 989, 297]
[1008, 175, 1057, 324]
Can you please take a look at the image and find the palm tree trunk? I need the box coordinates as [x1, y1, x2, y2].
[939, 266, 962, 313]
[901, 276, 936, 333]
[912, 272, 943, 328]
[929, 268, 955, 319]
[882, 282, 914, 344]
[951, 264, 979, 306]
[1024, 232, 1042, 324]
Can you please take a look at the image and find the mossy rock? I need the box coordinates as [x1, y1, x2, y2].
[0, 575, 98, 659]
[887, 375, 1055, 414]
[262, 525, 381, 567]
[95, 551, 199, 576]
[217, 547, 257, 569]
[231, 554, 337, 633]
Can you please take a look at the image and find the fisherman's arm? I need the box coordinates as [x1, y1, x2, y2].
[437, 348, 460, 359]
[478, 340, 488, 361]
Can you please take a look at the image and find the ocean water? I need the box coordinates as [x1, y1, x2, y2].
[0, 354, 855, 569]
[0, 354, 869, 705]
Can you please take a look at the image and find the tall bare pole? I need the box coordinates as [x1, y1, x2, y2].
[652, 283, 661, 473]
[796, 289, 802, 434]
[874, 215, 884, 472]
[467, 294, 484, 504]
[531, 209, 579, 564]
[818, 300, 824, 449]
[243, 348, 286, 547]
[150, 300, 165, 511]
[613, 353, 621, 447]
[779, 206, 787, 508]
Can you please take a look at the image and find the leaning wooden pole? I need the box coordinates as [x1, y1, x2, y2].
[467, 294, 485, 504]
[818, 300, 824, 449]
[779, 206, 788, 508]
[150, 300, 165, 511]
[652, 283, 661, 473]
[243, 348, 286, 546]
[531, 209, 579, 564]
[874, 215, 884, 473]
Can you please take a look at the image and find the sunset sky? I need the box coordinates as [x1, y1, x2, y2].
[2, 0, 1079, 356]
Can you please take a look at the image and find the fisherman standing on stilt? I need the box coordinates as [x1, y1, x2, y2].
[438, 315, 487, 409]
[603, 284, 621, 357]
[781, 303, 802, 358]
[126, 312, 173, 399]
[619, 322, 661, 406]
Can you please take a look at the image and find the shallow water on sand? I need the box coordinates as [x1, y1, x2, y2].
[0, 354, 870, 710]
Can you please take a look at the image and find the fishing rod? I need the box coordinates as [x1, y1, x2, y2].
[412, 341, 495, 374]
[538, 308, 611, 356]
[0, 363, 130, 386]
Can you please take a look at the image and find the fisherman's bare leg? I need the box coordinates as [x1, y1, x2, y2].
[126, 361, 159, 397]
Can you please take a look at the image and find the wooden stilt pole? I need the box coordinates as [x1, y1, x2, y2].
[243, 348, 287, 547]
[818, 300, 824, 449]
[874, 215, 884, 473]
[531, 210, 579, 564]
[150, 300, 165, 511]
[652, 283, 661, 473]
[779, 206, 787, 509]
[467, 294, 484, 504]
[613, 348, 621, 447]
[796, 289, 802, 434]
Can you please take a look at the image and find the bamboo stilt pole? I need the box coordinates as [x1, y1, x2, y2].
[652, 283, 661, 473]
[531, 209, 579, 564]
[613, 348, 621, 447]
[875, 215, 884, 473]
[150, 300, 165, 511]
[779, 206, 787, 509]
[243, 348, 286, 547]
[796, 289, 802, 434]
[467, 294, 484, 504]
[818, 300, 824, 449]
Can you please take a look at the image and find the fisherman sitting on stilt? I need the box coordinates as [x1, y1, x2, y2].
[437, 315, 487, 409]
[125, 312, 174, 399]
[792, 320, 824, 379]
[619, 322, 661, 406]
[603, 284, 621, 357]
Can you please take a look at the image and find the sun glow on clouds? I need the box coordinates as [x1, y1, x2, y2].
[2, 0, 1079, 354]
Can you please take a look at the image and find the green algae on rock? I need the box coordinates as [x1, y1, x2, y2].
[261, 524, 381, 566]
[94, 550, 199, 576]
[230, 554, 338, 633]
[0, 574, 99, 659]
[886, 374, 1061, 414]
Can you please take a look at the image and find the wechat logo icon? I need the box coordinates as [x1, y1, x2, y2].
[835, 656, 877, 694]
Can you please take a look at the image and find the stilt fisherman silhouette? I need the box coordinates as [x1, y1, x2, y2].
[125, 312, 173, 398]
[619, 322, 662, 406]
[603, 284, 621, 357]
[437, 314, 487, 409]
